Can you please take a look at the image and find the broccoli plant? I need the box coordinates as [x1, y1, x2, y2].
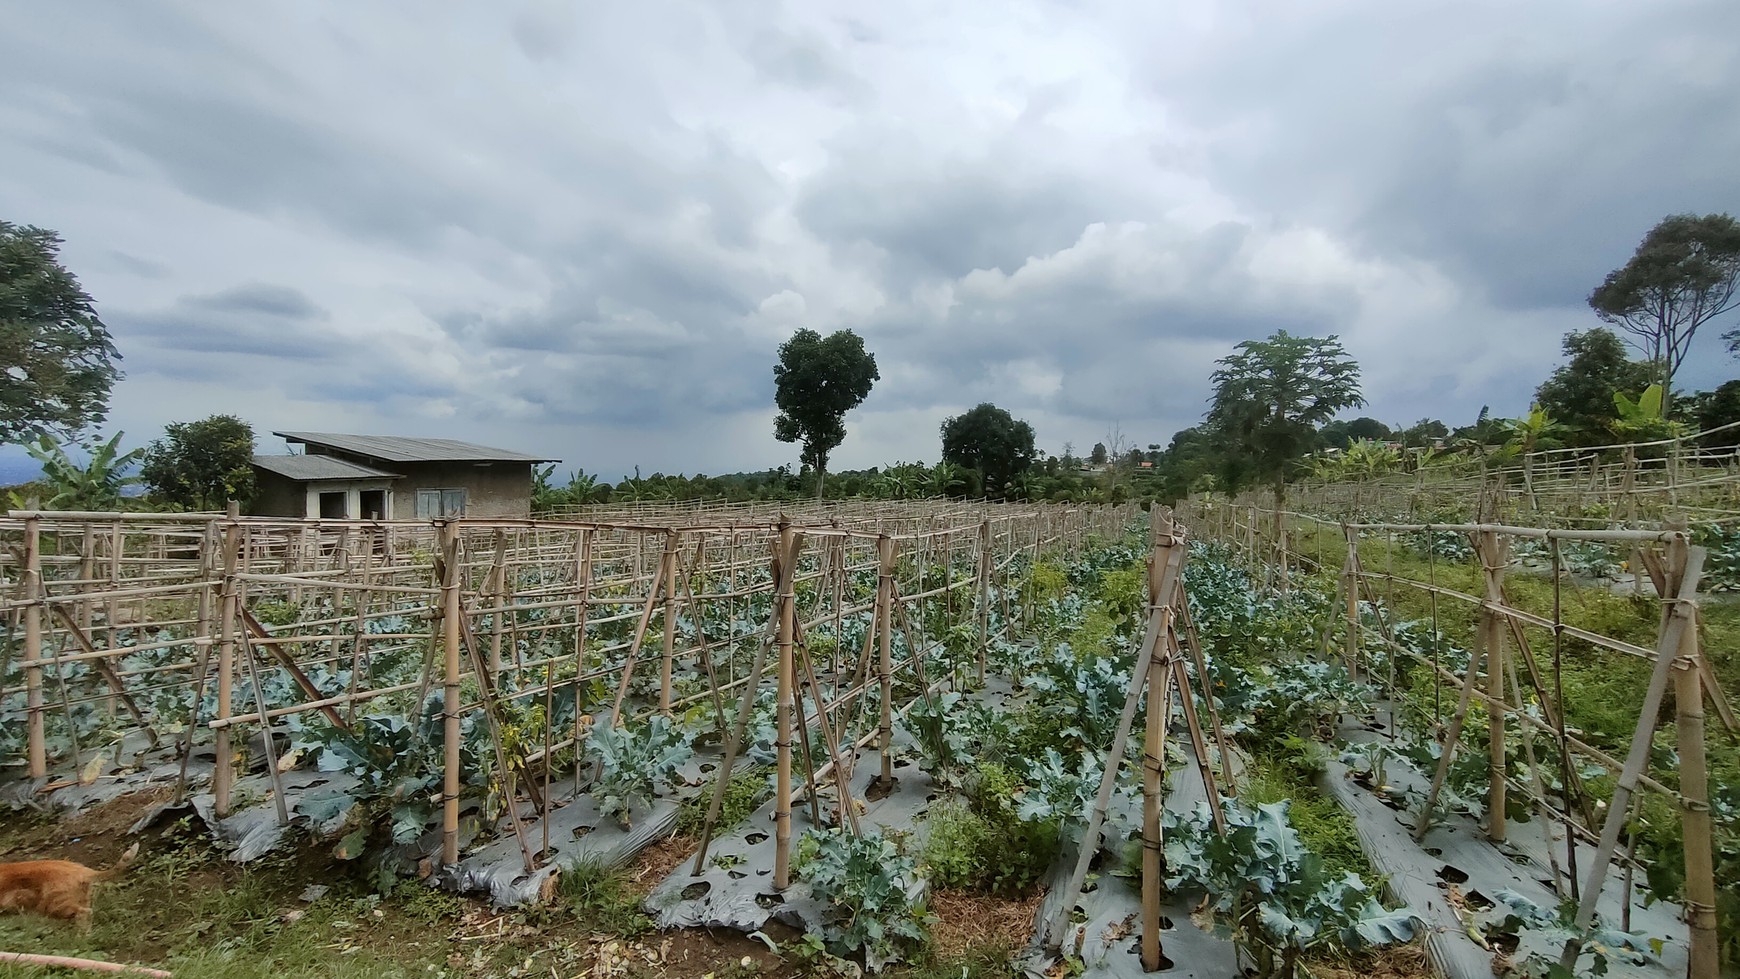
[583, 714, 694, 828]
[799, 828, 931, 972]
[1165, 797, 1418, 979]
[1485, 889, 1658, 979]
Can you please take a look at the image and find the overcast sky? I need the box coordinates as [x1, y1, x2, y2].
[3, 0, 1738, 480]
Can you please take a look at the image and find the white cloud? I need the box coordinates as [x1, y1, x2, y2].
[1, 0, 1736, 479]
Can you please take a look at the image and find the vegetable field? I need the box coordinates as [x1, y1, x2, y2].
[1, 495, 1728, 979]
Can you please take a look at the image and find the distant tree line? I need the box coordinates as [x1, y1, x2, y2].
[6, 212, 1740, 515]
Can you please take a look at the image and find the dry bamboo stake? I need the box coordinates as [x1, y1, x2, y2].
[791, 618, 860, 834]
[235, 586, 291, 827]
[659, 530, 678, 715]
[1674, 549, 1718, 979]
[874, 535, 896, 789]
[440, 521, 463, 866]
[1480, 531, 1508, 843]
[1141, 614, 1173, 973]
[689, 625, 776, 875]
[1177, 599, 1237, 795]
[213, 502, 241, 817]
[773, 521, 799, 890]
[1568, 538, 1702, 940]
[22, 517, 46, 777]
[975, 519, 991, 684]
[1411, 630, 1489, 841]
[1505, 644, 1564, 896]
[347, 529, 372, 727]
[457, 614, 537, 873]
[488, 530, 507, 674]
[1044, 512, 1184, 953]
[1343, 526, 1361, 681]
[573, 529, 593, 796]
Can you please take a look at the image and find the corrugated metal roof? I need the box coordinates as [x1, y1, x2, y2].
[252, 455, 401, 481]
[273, 432, 557, 464]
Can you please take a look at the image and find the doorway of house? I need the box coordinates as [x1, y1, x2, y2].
[318, 491, 347, 519]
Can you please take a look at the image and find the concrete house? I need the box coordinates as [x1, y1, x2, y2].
[251, 432, 557, 520]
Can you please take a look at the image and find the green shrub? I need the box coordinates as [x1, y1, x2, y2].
[920, 801, 991, 890]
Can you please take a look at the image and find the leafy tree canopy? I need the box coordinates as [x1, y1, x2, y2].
[772, 329, 879, 497]
[0, 221, 123, 444]
[939, 402, 1036, 498]
[1691, 380, 1740, 451]
[1206, 329, 1365, 507]
[1089, 442, 1108, 465]
[1533, 328, 1654, 445]
[1319, 416, 1392, 450]
[1590, 212, 1740, 416]
[141, 414, 257, 511]
[1397, 418, 1449, 448]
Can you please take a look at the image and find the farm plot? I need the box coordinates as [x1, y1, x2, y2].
[1184, 497, 1733, 979]
[5, 498, 1714, 979]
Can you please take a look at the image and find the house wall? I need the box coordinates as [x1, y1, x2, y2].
[298, 448, 536, 518]
[302, 480, 396, 519]
[249, 471, 398, 519]
[386, 461, 533, 519]
[251, 471, 306, 518]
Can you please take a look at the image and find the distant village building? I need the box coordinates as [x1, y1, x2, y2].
[251, 432, 557, 520]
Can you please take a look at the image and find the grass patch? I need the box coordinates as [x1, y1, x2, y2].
[675, 765, 772, 838]
[549, 859, 652, 936]
[1239, 759, 1372, 882]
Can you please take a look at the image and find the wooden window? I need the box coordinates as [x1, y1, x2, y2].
[416, 488, 468, 518]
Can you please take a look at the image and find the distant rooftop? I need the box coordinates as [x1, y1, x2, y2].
[273, 432, 558, 465]
[252, 454, 401, 481]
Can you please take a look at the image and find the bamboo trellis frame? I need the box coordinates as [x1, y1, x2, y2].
[1176, 498, 1728, 979]
[0, 500, 1138, 897]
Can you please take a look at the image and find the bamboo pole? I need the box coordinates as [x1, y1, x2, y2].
[1140, 616, 1172, 971]
[22, 516, 45, 777]
[213, 502, 241, 817]
[1480, 530, 1507, 843]
[1343, 526, 1360, 680]
[659, 530, 678, 715]
[772, 521, 798, 890]
[874, 534, 896, 790]
[1675, 631, 1718, 979]
[1568, 538, 1702, 938]
[440, 520, 462, 866]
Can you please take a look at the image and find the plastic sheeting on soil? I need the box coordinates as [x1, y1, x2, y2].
[1020, 730, 1240, 979]
[1327, 713, 1689, 979]
[646, 726, 938, 935]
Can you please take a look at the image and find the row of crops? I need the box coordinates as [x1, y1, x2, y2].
[5, 505, 1713, 978]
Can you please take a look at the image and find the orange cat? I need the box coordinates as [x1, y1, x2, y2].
[0, 843, 138, 930]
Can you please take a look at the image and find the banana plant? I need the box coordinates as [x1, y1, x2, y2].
[1502, 406, 1568, 511]
[1612, 384, 1689, 442]
[15, 432, 142, 511]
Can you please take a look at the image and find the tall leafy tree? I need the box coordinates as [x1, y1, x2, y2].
[939, 402, 1036, 498]
[1691, 380, 1740, 451]
[1397, 418, 1449, 448]
[772, 329, 879, 498]
[1589, 212, 1740, 416]
[1533, 328, 1654, 445]
[1206, 330, 1365, 510]
[1319, 416, 1392, 449]
[0, 221, 123, 443]
[141, 414, 257, 511]
[1089, 442, 1108, 465]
